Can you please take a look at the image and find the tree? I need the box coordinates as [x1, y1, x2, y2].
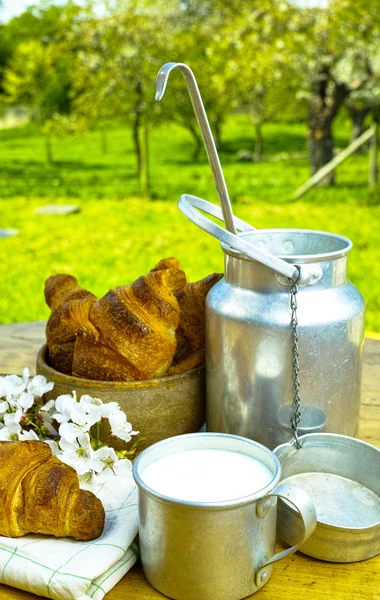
[0, 2, 79, 90]
[155, 16, 238, 159]
[2, 40, 72, 162]
[282, 0, 380, 184]
[0, 2, 81, 161]
[1, 1, 78, 45]
[345, 58, 380, 144]
[218, 1, 304, 161]
[171, 1, 304, 162]
[70, 0, 181, 195]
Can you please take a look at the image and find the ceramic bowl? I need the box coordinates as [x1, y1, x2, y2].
[36, 344, 205, 451]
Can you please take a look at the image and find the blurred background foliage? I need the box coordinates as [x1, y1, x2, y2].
[0, 0, 379, 329]
[1, 0, 380, 177]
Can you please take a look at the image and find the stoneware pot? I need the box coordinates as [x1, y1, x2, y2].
[36, 344, 206, 451]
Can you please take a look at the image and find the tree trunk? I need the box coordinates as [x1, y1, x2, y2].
[100, 128, 108, 154]
[308, 128, 335, 185]
[132, 112, 142, 175]
[350, 107, 369, 141]
[132, 116, 150, 197]
[44, 135, 53, 164]
[188, 124, 202, 161]
[347, 104, 370, 153]
[131, 80, 150, 196]
[307, 76, 351, 186]
[254, 123, 263, 162]
[213, 116, 223, 150]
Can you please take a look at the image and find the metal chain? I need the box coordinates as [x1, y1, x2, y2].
[289, 266, 302, 449]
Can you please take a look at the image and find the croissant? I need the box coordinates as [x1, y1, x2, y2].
[45, 274, 96, 375]
[0, 441, 105, 541]
[45, 274, 81, 311]
[150, 257, 182, 272]
[168, 272, 223, 375]
[72, 267, 187, 381]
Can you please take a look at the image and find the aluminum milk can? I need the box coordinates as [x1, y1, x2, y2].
[206, 228, 365, 449]
[156, 63, 365, 449]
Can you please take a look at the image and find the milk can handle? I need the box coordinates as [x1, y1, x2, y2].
[179, 194, 301, 282]
[255, 483, 317, 586]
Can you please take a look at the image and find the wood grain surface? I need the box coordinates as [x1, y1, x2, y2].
[0, 322, 379, 600]
[0, 321, 46, 376]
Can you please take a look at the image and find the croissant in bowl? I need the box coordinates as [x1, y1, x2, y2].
[45, 274, 96, 375]
[44, 258, 222, 382]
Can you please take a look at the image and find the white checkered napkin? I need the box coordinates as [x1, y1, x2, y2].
[0, 477, 139, 600]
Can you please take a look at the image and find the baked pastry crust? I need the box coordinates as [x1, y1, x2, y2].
[72, 268, 187, 381]
[0, 441, 105, 541]
[44, 262, 222, 381]
[169, 273, 223, 374]
[45, 275, 96, 374]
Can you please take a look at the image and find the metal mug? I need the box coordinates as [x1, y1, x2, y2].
[133, 432, 317, 600]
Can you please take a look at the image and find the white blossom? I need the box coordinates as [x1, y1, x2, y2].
[59, 403, 100, 443]
[52, 392, 77, 423]
[40, 399, 55, 412]
[99, 401, 121, 419]
[2, 375, 26, 398]
[19, 429, 39, 441]
[0, 410, 22, 441]
[27, 375, 54, 398]
[17, 392, 35, 411]
[93, 446, 117, 473]
[79, 395, 102, 412]
[44, 439, 60, 455]
[71, 403, 101, 427]
[22, 367, 30, 385]
[22, 367, 30, 386]
[5, 410, 22, 426]
[78, 395, 122, 420]
[0, 368, 139, 490]
[5, 395, 19, 410]
[59, 421, 88, 444]
[111, 458, 132, 478]
[59, 432, 101, 475]
[109, 410, 138, 443]
[94, 446, 133, 481]
[0, 427, 21, 442]
[78, 470, 100, 491]
[42, 416, 59, 438]
[38, 399, 59, 437]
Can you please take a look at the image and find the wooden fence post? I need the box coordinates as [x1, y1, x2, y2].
[293, 125, 377, 200]
[368, 122, 379, 188]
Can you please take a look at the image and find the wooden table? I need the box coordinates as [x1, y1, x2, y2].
[0, 322, 379, 600]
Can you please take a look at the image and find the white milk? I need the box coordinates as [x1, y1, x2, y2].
[141, 448, 274, 502]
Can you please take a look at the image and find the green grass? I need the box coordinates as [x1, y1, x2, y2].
[0, 115, 379, 331]
[0, 115, 361, 201]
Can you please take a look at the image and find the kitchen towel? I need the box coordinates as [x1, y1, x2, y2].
[0, 477, 139, 600]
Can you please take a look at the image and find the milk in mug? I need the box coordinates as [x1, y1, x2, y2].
[141, 448, 274, 502]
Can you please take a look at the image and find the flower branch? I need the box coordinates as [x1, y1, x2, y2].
[0, 369, 140, 491]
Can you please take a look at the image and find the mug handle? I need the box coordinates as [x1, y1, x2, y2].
[255, 483, 317, 587]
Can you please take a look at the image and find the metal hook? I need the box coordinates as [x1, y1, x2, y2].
[155, 62, 237, 235]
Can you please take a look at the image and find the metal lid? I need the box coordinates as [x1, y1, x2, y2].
[274, 433, 380, 562]
[221, 229, 353, 264]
